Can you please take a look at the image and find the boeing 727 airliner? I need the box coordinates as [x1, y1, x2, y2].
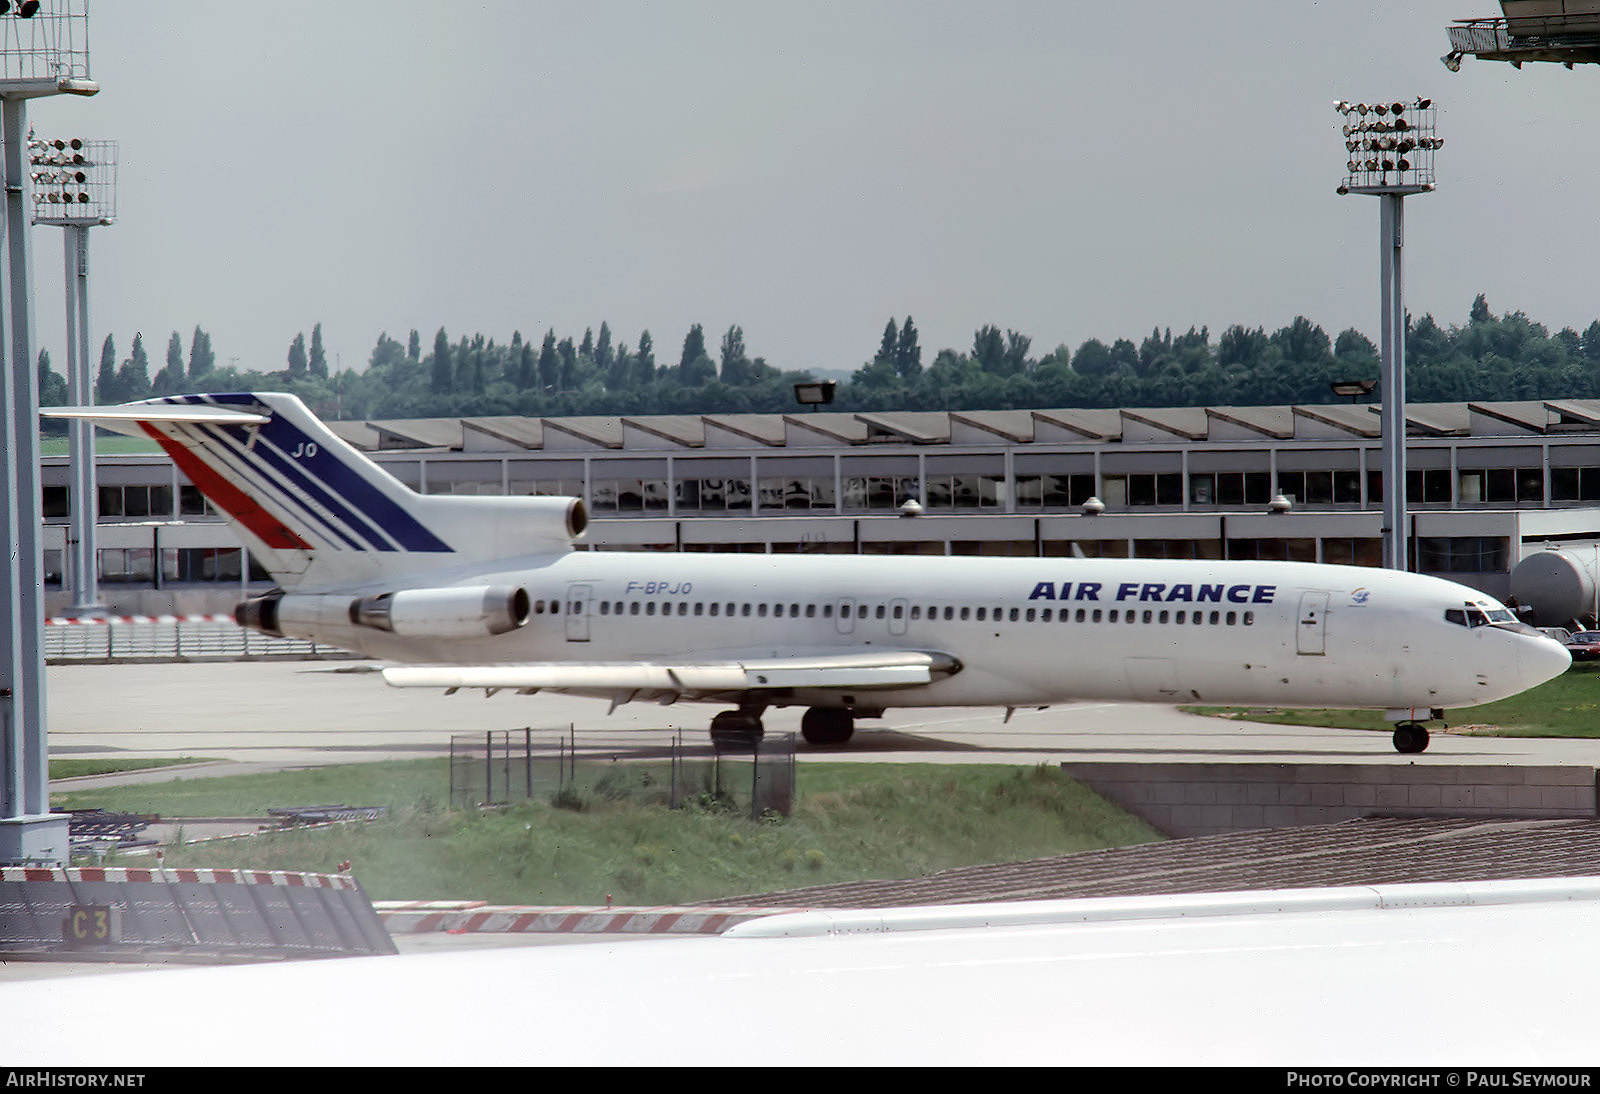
[48, 392, 1572, 753]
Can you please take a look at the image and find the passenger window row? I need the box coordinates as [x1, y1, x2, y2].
[529, 599, 1256, 626]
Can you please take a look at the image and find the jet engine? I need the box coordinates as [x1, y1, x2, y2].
[237, 585, 531, 640]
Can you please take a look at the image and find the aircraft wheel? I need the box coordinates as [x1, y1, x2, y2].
[710, 710, 764, 751]
[1392, 722, 1430, 755]
[800, 708, 855, 746]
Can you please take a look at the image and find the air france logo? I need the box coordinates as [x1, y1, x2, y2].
[1350, 587, 1370, 605]
[1027, 581, 1276, 605]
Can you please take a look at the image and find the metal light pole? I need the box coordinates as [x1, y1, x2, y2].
[0, 2, 96, 866]
[1334, 98, 1442, 571]
[32, 135, 113, 616]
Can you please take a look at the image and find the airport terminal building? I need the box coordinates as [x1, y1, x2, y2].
[42, 397, 1600, 622]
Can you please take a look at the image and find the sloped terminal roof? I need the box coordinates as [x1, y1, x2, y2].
[365, 417, 464, 451]
[330, 399, 1600, 452]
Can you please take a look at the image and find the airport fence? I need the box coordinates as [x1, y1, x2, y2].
[450, 727, 797, 820]
[44, 616, 357, 663]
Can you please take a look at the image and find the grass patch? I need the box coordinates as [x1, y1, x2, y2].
[51, 757, 211, 780]
[40, 434, 161, 456]
[1183, 662, 1600, 738]
[53, 759, 448, 820]
[53, 760, 1162, 906]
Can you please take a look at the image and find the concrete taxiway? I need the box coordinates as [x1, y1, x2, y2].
[43, 658, 1600, 772]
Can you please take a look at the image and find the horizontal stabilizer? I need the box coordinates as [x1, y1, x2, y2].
[43, 404, 269, 430]
[382, 650, 957, 696]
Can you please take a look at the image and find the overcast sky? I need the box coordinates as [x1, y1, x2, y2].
[21, 1, 1600, 381]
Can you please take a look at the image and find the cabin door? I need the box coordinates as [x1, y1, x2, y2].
[565, 583, 592, 642]
[835, 597, 856, 635]
[1296, 591, 1328, 655]
[888, 597, 909, 636]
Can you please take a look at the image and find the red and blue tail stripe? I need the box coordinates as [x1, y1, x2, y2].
[165, 394, 452, 555]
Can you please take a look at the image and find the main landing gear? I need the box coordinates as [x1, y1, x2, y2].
[800, 707, 854, 746]
[707, 705, 858, 748]
[709, 704, 765, 751]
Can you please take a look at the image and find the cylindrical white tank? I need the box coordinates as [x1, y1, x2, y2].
[1509, 547, 1600, 626]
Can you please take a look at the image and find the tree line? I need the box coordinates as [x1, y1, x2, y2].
[41, 294, 1600, 424]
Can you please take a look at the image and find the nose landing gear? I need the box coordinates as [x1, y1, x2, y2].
[1391, 722, 1431, 754]
[1389, 708, 1445, 754]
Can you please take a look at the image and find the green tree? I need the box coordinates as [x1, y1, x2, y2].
[678, 324, 707, 375]
[188, 326, 215, 382]
[537, 330, 559, 390]
[37, 349, 66, 406]
[719, 324, 751, 385]
[1270, 316, 1331, 365]
[96, 334, 116, 402]
[1217, 325, 1269, 369]
[1071, 338, 1114, 378]
[1004, 331, 1033, 376]
[635, 330, 656, 386]
[895, 316, 922, 378]
[557, 336, 577, 390]
[309, 323, 328, 378]
[117, 333, 152, 401]
[875, 318, 898, 368]
[595, 322, 613, 376]
[1334, 328, 1379, 380]
[1582, 321, 1600, 365]
[971, 325, 1008, 373]
[154, 331, 185, 394]
[287, 332, 308, 378]
[431, 327, 453, 394]
[517, 340, 537, 390]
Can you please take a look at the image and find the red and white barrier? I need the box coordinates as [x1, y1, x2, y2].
[46, 613, 237, 626]
[0, 864, 360, 889]
[374, 899, 797, 935]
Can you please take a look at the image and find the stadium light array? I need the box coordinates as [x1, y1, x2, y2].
[1334, 98, 1441, 196]
[28, 134, 114, 224]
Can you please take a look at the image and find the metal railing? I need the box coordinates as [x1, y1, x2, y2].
[451, 727, 797, 820]
[1449, 16, 1600, 52]
[44, 617, 355, 662]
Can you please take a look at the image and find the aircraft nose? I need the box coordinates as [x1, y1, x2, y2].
[1521, 635, 1572, 690]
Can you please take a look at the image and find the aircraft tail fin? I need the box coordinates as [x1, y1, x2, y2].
[46, 392, 586, 590]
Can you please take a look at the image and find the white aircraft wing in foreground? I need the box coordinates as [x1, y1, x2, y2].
[7, 877, 1600, 1066]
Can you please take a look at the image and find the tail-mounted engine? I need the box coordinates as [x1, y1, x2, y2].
[237, 585, 531, 641]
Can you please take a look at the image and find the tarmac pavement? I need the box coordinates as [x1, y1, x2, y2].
[45, 657, 1600, 771]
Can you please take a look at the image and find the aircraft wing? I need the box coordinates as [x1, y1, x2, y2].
[381, 649, 959, 700]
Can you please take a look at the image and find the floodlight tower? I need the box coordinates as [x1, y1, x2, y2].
[31, 135, 113, 616]
[0, 1, 95, 866]
[1334, 98, 1442, 571]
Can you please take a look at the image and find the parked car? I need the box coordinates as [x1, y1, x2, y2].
[1563, 631, 1600, 661]
[1540, 627, 1575, 645]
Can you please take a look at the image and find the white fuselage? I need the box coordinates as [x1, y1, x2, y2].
[286, 551, 1569, 714]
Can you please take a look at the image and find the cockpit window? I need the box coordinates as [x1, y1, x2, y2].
[1445, 603, 1530, 631]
